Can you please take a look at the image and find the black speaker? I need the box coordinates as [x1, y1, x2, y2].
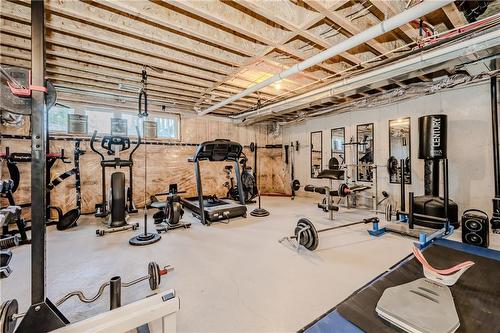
[461, 209, 489, 248]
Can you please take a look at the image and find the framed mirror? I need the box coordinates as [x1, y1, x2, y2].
[330, 127, 345, 170]
[388, 117, 411, 184]
[310, 131, 323, 178]
[356, 123, 374, 182]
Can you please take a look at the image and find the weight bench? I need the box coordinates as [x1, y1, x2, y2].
[304, 185, 339, 220]
[300, 239, 500, 333]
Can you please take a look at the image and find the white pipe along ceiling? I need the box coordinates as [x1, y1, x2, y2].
[233, 26, 500, 122]
[197, 0, 455, 116]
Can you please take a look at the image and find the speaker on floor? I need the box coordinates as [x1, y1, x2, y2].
[461, 209, 489, 248]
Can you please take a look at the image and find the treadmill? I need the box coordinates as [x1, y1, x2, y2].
[182, 139, 247, 225]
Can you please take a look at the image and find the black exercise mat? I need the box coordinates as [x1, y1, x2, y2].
[336, 244, 500, 332]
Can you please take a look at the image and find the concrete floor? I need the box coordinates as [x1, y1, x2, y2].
[2, 196, 499, 332]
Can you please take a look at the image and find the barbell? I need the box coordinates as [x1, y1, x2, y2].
[280, 217, 379, 251]
[0, 261, 172, 333]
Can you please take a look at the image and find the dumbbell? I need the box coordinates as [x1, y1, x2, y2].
[281, 217, 379, 251]
[0, 250, 12, 279]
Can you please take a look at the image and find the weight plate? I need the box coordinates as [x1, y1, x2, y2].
[339, 183, 349, 197]
[292, 179, 301, 191]
[295, 221, 310, 247]
[148, 262, 160, 290]
[0, 299, 18, 333]
[387, 156, 398, 176]
[295, 218, 318, 251]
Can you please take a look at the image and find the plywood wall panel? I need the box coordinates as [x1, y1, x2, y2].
[1, 115, 285, 218]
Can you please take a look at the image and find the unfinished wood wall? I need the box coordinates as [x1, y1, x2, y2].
[0, 115, 287, 217]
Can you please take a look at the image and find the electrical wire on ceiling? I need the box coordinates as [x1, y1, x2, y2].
[234, 13, 500, 116]
[291, 71, 498, 122]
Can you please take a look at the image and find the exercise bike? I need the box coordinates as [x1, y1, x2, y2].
[224, 156, 258, 203]
[150, 184, 191, 232]
[90, 128, 140, 236]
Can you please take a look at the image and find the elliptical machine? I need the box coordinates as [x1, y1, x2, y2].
[91, 128, 140, 236]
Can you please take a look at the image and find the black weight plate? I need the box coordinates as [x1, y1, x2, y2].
[387, 156, 398, 176]
[292, 179, 301, 191]
[56, 209, 80, 230]
[0, 299, 18, 333]
[339, 183, 349, 197]
[295, 221, 310, 247]
[148, 261, 160, 290]
[295, 218, 319, 251]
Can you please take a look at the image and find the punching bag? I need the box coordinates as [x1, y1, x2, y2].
[419, 114, 447, 160]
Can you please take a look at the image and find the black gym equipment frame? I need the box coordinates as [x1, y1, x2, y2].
[183, 139, 247, 225]
[491, 75, 500, 231]
[90, 128, 140, 220]
[15, 2, 70, 331]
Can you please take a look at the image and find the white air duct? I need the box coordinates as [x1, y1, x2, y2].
[197, 0, 454, 116]
[233, 27, 500, 121]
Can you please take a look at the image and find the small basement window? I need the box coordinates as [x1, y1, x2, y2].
[155, 114, 180, 140]
[86, 109, 113, 135]
[48, 105, 73, 133]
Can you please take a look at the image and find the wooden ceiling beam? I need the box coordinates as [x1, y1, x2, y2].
[238, 0, 359, 66]
[0, 44, 273, 105]
[0, 32, 219, 88]
[11, 0, 246, 67]
[52, 80, 196, 107]
[441, 3, 468, 28]
[56, 93, 194, 114]
[304, 0, 392, 56]
[368, 1, 420, 42]
[166, 0, 333, 78]
[0, 20, 225, 84]
[93, 0, 267, 57]
[49, 75, 199, 104]
[0, 12, 233, 79]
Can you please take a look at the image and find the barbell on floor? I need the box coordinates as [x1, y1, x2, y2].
[0, 262, 173, 333]
[279, 217, 380, 251]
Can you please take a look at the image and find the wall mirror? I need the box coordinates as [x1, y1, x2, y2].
[356, 123, 374, 182]
[310, 131, 323, 178]
[330, 127, 345, 170]
[388, 117, 411, 184]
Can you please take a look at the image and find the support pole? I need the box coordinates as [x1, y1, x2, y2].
[491, 76, 500, 230]
[15, 2, 70, 331]
[30, 0, 48, 305]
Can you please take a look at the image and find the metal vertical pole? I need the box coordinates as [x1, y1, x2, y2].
[31, 0, 47, 304]
[490, 76, 500, 230]
[15, 3, 69, 331]
[109, 276, 122, 310]
[195, 160, 206, 225]
[443, 159, 450, 232]
[400, 159, 406, 212]
[234, 159, 246, 206]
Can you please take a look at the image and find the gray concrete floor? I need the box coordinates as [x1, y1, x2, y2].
[2, 197, 498, 332]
